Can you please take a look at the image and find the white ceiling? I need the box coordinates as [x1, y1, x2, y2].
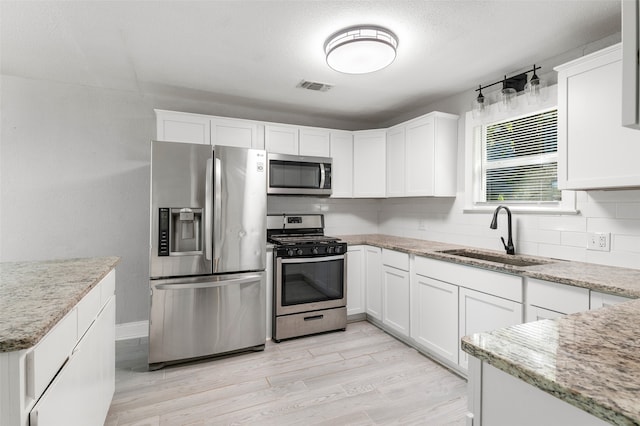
[1, 0, 622, 127]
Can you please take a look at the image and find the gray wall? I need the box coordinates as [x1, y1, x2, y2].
[0, 74, 370, 325]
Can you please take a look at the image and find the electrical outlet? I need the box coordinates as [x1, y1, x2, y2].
[587, 232, 610, 252]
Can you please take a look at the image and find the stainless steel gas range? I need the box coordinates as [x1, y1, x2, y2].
[267, 214, 347, 342]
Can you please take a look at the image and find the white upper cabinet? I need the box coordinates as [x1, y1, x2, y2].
[556, 44, 640, 190]
[353, 129, 386, 198]
[155, 109, 211, 145]
[385, 112, 459, 197]
[264, 124, 300, 155]
[386, 125, 406, 197]
[299, 127, 331, 157]
[622, 0, 640, 129]
[265, 125, 331, 156]
[329, 130, 354, 198]
[211, 117, 262, 149]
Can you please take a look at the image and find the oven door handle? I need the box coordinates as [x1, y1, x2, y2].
[279, 254, 344, 264]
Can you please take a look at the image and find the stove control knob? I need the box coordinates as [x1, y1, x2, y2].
[312, 247, 319, 255]
[334, 245, 342, 254]
[296, 249, 304, 256]
[327, 246, 334, 254]
[287, 249, 295, 257]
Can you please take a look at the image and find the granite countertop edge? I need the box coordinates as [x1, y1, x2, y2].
[0, 256, 121, 352]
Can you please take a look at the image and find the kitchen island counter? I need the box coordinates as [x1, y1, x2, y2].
[461, 300, 640, 425]
[0, 256, 120, 352]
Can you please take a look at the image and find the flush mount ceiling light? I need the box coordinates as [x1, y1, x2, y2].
[324, 26, 398, 74]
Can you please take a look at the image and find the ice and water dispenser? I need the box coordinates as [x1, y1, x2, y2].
[158, 207, 203, 256]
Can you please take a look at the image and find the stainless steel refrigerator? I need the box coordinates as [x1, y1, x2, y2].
[149, 141, 267, 369]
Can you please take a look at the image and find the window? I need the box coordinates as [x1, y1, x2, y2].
[483, 108, 560, 203]
[464, 85, 576, 213]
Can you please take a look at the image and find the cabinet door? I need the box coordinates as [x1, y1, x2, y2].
[266, 247, 274, 339]
[386, 126, 405, 197]
[329, 131, 354, 198]
[346, 246, 365, 315]
[30, 297, 115, 426]
[459, 288, 522, 370]
[405, 116, 435, 196]
[353, 130, 386, 198]
[265, 124, 299, 155]
[365, 246, 382, 320]
[155, 110, 211, 145]
[382, 265, 410, 337]
[211, 117, 257, 149]
[558, 45, 640, 189]
[525, 305, 564, 323]
[299, 127, 331, 157]
[412, 274, 459, 364]
[590, 291, 633, 310]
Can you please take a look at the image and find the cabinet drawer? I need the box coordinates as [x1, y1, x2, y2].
[415, 256, 523, 302]
[77, 284, 101, 339]
[100, 270, 116, 306]
[26, 308, 77, 400]
[526, 278, 589, 314]
[382, 249, 409, 271]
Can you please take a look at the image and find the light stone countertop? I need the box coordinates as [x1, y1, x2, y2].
[338, 234, 640, 298]
[462, 303, 640, 425]
[0, 256, 120, 352]
[339, 234, 640, 425]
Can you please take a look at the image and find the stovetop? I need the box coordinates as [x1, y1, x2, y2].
[268, 234, 340, 245]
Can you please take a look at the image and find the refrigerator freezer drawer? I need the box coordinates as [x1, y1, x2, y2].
[149, 272, 266, 367]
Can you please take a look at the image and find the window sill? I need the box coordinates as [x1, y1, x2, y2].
[463, 205, 580, 215]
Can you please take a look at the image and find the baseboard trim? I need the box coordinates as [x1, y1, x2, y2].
[116, 320, 149, 340]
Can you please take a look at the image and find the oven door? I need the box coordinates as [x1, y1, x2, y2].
[275, 254, 346, 316]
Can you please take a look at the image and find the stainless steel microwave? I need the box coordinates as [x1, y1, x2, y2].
[267, 153, 332, 196]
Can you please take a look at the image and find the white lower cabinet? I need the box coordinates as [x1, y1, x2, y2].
[525, 278, 589, 323]
[364, 246, 383, 320]
[590, 290, 633, 309]
[266, 246, 274, 339]
[381, 249, 410, 338]
[382, 266, 410, 336]
[412, 274, 459, 365]
[30, 298, 115, 426]
[469, 359, 610, 426]
[346, 246, 365, 316]
[0, 270, 116, 426]
[459, 288, 523, 371]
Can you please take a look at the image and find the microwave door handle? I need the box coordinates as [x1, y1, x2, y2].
[319, 163, 326, 189]
[213, 156, 222, 270]
[205, 157, 213, 261]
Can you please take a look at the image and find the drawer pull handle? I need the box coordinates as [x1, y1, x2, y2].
[304, 315, 324, 321]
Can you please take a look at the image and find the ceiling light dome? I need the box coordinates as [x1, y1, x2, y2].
[324, 26, 398, 74]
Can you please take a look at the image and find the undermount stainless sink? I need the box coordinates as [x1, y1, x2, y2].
[437, 248, 551, 267]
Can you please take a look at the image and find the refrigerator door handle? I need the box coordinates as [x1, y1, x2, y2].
[213, 156, 223, 270]
[205, 157, 213, 261]
[154, 274, 262, 290]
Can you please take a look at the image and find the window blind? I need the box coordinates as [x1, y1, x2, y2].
[483, 109, 560, 203]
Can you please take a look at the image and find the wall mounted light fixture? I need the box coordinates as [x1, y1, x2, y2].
[473, 65, 545, 117]
[324, 26, 398, 74]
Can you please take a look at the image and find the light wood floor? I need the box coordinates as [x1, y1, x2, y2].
[106, 321, 468, 425]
